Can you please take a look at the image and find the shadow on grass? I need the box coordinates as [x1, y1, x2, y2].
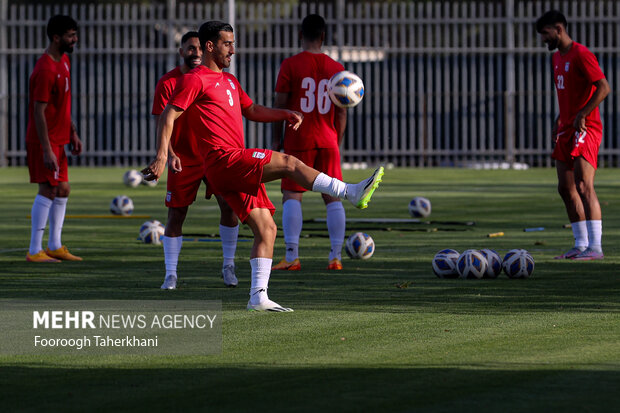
[1, 364, 618, 412]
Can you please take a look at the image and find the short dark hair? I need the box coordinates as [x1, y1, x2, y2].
[536, 10, 568, 33]
[301, 14, 326, 41]
[181, 31, 199, 45]
[46, 15, 78, 41]
[198, 21, 233, 50]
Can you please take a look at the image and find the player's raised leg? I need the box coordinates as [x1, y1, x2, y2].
[572, 157, 603, 260]
[216, 195, 239, 287]
[262, 152, 384, 209]
[245, 208, 293, 312]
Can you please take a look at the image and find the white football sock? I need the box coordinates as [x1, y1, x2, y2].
[312, 172, 347, 199]
[249, 257, 271, 304]
[219, 224, 238, 267]
[326, 201, 345, 261]
[586, 220, 602, 251]
[47, 196, 68, 251]
[29, 195, 53, 255]
[282, 199, 302, 261]
[571, 221, 588, 249]
[163, 236, 182, 276]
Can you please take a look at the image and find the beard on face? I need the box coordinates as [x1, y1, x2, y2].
[60, 42, 75, 54]
[546, 38, 559, 51]
[184, 54, 201, 69]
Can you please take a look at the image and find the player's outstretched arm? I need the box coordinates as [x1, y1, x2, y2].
[242, 103, 303, 131]
[142, 104, 184, 181]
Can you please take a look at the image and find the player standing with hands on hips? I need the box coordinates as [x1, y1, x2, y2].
[537, 10, 610, 260]
[26, 15, 83, 263]
[272, 14, 348, 272]
[143, 21, 383, 312]
[152, 31, 240, 290]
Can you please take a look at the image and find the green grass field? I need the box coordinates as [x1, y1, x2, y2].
[0, 167, 619, 412]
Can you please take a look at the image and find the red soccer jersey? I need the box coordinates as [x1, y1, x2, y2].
[169, 66, 253, 158]
[275, 51, 345, 151]
[152, 66, 202, 166]
[26, 54, 72, 145]
[552, 42, 606, 129]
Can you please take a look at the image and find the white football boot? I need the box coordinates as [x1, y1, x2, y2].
[160, 274, 177, 290]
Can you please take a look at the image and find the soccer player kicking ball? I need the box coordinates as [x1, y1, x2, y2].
[26, 15, 83, 263]
[272, 14, 348, 272]
[537, 10, 610, 260]
[143, 21, 383, 312]
[152, 31, 240, 290]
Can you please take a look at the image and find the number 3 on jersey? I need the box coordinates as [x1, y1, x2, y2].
[226, 89, 234, 106]
[300, 77, 331, 114]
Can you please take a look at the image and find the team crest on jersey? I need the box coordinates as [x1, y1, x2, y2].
[228, 79, 236, 90]
[565, 62, 570, 72]
[166, 192, 172, 202]
[252, 151, 266, 159]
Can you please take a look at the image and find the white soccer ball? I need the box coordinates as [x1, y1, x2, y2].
[502, 249, 535, 278]
[328, 70, 365, 108]
[479, 249, 502, 279]
[457, 249, 487, 279]
[408, 196, 431, 218]
[110, 195, 134, 216]
[432, 249, 460, 278]
[139, 220, 165, 245]
[344, 232, 375, 259]
[123, 169, 142, 187]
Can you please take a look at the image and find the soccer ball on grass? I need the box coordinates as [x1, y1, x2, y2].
[123, 169, 142, 187]
[408, 196, 431, 218]
[139, 220, 165, 245]
[344, 232, 375, 259]
[432, 249, 460, 278]
[110, 195, 134, 216]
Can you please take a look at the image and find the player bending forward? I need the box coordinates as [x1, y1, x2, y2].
[537, 10, 610, 260]
[143, 21, 383, 312]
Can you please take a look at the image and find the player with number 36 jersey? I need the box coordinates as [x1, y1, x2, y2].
[272, 14, 348, 272]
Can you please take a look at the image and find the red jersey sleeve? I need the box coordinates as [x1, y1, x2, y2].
[274, 58, 292, 93]
[169, 72, 203, 111]
[30, 69, 56, 103]
[233, 78, 253, 110]
[578, 48, 605, 84]
[152, 77, 173, 115]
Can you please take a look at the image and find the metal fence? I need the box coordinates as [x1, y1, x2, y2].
[1, 0, 619, 168]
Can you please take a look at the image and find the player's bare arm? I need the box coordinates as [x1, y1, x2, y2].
[153, 114, 182, 172]
[142, 104, 184, 180]
[573, 77, 610, 132]
[242, 103, 303, 130]
[33, 100, 58, 172]
[271, 92, 289, 150]
[334, 106, 347, 147]
[69, 120, 83, 155]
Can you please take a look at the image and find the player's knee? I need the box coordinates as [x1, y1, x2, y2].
[282, 153, 302, 174]
[575, 179, 594, 197]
